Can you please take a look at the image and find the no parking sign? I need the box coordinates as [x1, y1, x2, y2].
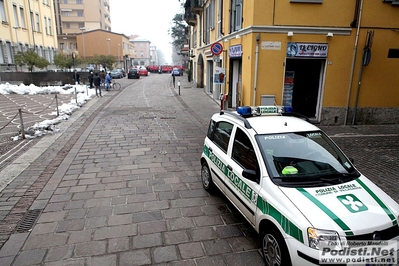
[211, 42, 223, 56]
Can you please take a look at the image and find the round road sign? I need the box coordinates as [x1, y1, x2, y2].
[211, 42, 223, 56]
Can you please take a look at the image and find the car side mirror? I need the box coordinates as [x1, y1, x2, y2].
[242, 169, 260, 184]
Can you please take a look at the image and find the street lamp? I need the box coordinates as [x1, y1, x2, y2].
[106, 38, 111, 55]
[118, 44, 120, 68]
[80, 27, 86, 69]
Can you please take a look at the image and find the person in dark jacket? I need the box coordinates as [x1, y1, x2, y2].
[93, 72, 102, 97]
[73, 70, 80, 84]
[99, 70, 106, 86]
[88, 71, 94, 88]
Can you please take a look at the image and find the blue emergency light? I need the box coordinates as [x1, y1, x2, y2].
[237, 105, 293, 117]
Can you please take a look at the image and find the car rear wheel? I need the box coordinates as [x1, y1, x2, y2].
[261, 227, 291, 266]
[201, 162, 214, 191]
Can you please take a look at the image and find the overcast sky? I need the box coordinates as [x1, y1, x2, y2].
[110, 0, 183, 64]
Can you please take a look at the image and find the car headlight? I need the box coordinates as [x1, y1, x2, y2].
[308, 227, 341, 250]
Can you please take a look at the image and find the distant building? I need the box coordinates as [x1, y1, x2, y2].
[53, 0, 112, 35]
[130, 36, 151, 66]
[58, 29, 135, 70]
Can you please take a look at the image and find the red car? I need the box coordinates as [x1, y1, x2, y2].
[138, 67, 148, 76]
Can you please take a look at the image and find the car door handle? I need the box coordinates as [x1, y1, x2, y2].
[227, 165, 233, 171]
[209, 147, 213, 152]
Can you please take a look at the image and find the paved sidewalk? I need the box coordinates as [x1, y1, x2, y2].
[0, 74, 398, 266]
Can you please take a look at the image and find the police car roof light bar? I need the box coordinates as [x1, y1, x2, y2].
[238, 105, 293, 117]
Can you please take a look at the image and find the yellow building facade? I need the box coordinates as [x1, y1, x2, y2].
[0, 0, 58, 69]
[185, 0, 399, 125]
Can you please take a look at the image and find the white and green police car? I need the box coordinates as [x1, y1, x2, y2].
[200, 105, 399, 266]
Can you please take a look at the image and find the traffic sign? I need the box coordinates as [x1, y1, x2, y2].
[211, 42, 223, 56]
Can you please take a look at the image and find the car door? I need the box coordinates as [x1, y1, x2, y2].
[205, 120, 234, 193]
[223, 126, 260, 226]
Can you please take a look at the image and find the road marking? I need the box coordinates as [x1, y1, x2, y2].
[0, 139, 32, 165]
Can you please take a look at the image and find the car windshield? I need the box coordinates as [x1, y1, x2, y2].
[256, 131, 360, 187]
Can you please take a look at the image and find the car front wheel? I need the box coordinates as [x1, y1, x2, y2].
[201, 162, 214, 191]
[261, 227, 291, 266]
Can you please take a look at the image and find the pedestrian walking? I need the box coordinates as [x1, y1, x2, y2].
[88, 71, 94, 88]
[99, 70, 106, 87]
[105, 72, 112, 91]
[73, 70, 80, 84]
[93, 72, 102, 97]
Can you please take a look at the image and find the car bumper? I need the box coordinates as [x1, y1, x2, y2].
[287, 236, 399, 266]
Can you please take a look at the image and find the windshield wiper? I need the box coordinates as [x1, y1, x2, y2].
[317, 171, 359, 184]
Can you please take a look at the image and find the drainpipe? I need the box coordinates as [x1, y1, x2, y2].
[253, 34, 260, 106]
[344, 0, 364, 125]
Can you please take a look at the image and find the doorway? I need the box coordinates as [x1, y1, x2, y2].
[284, 59, 325, 119]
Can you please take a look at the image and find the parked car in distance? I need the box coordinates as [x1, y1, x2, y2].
[127, 68, 140, 79]
[138, 67, 148, 76]
[110, 70, 123, 79]
[116, 68, 126, 77]
[172, 68, 181, 76]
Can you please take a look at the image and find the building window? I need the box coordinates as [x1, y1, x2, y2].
[60, 43, 65, 50]
[30, 11, 34, 31]
[6, 42, 13, 64]
[65, 22, 70, 28]
[13, 4, 19, 26]
[210, 0, 215, 29]
[35, 13, 40, 32]
[63, 11, 69, 17]
[0, 42, 4, 63]
[77, 10, 83, 17]
[44, 16, 47, 34]
[76, 0, 83, 3]
[217, 0, 222, 38]
[230, 0, 243, 33]
[63, 0, 68, 3]
[48, 18, 51, 35]
[19, 7, 25, 28]
[205, 5, 210, 44]
[0, 0, 7, 23]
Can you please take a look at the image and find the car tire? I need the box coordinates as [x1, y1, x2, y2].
[201, 162, 214, 192]
[261, 227, 292, 266]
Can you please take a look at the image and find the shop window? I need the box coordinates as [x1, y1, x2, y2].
[388, 49, 399, 58]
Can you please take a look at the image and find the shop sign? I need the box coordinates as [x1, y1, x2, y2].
[261, 41, 281, 50]
[229, 44, 242, 58]
[286, 42, 328, 58]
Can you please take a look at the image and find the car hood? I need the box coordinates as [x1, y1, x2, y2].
[279, 177, 399, 237]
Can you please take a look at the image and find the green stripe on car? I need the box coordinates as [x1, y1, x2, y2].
[355, 179, 398, 226]
[257, 196, 304, 243]
[297, 188, 354, 236]
[204, 144, 304, 243]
